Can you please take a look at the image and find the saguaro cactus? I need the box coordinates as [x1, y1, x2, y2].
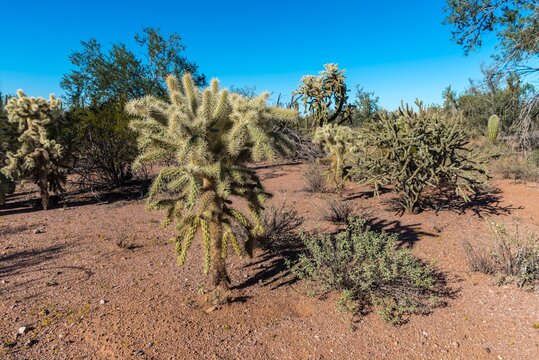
[126, 74, 297, 297]
[487, 115, 500, 142]
[4, 90, 72, 209]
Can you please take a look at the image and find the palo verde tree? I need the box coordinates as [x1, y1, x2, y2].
[445, 1, 539, 150]
[445, 0, 539, 74]
[62, 28, 205, 187]
[126, 74, 297, 297]
[294, 64, 355, 129]
[3, 91, 74, 210]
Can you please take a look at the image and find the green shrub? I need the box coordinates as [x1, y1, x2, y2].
[67, 101, 139, 187]
[354, 101, 489, 213]
[463, 220, 539, 289]
[290, 217, 441, 325]
[491, 149, 539, 182]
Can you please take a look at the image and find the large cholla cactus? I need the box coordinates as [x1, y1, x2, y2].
[126, 74, 297, 295]
[4, 90, 72, 209]
[354, 101, 489, 213]
[313, 124, 359, 189]
[294, 64, 355, 129]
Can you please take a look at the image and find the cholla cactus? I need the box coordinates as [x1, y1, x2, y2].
[294, 64, 355, 129]
[355, 101, 489, 213]
[4, 90, 72, 209]
[313, 124, 359, 189]
[487, 115, 500, 142]
[126, 74, 297, 295]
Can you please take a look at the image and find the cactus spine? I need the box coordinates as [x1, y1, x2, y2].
[4, 90, 72, 209]
[487, 115, 500, 142]
[126, 74, 297, 294]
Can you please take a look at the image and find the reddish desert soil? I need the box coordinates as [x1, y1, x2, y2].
[1, 163, 539, 359]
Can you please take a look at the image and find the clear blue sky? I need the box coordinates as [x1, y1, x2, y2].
[0, 0, 497, 109]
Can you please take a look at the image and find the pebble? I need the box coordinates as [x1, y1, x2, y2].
[99, 299, 107, 305]
[18, 326, 30, 335]
[205, 305, 219, 314]
[33, 229, 45, 234]
[24, 339, 37, 347]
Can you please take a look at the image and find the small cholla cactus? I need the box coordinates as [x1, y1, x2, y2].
[4, 90, 73, 209]
[313, 124, 359, 190]
[294, 64, 355, 129]
[126, 74, 297, 296]
[487, 115, 500, 142]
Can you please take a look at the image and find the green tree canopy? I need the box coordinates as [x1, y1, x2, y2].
[445, 0, 539, 74]
[61, 27, 206, 107]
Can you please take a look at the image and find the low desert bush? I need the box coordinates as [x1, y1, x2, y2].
[290, 217, 442, 325]
[491, 154, 539, 181]
[303, 162, 327, 193]
[463, 220, 539, 289]
[258, 203, 304, 253]
[324, 199, 353, 224]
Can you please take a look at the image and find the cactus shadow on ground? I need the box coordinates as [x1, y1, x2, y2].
[232, 250, 302, 291]
[0, 179, 151, 216]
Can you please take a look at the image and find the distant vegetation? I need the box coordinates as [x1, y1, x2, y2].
[0, 0, 538, 320]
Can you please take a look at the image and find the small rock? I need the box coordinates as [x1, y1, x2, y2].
[452, 341, 460, 348]
[18, 326, 30, 335]
[24, 339, 37, 347]
[485, 347, 492, 353]
[205, 305, 219, 314]
[33, 229, 45, 234]
[99, 299, 107, 305]
[133, 349, 145, 356]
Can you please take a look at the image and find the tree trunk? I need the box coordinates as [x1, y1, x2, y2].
[209, 219, 228, 288]
[37, 154, 50, 210]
